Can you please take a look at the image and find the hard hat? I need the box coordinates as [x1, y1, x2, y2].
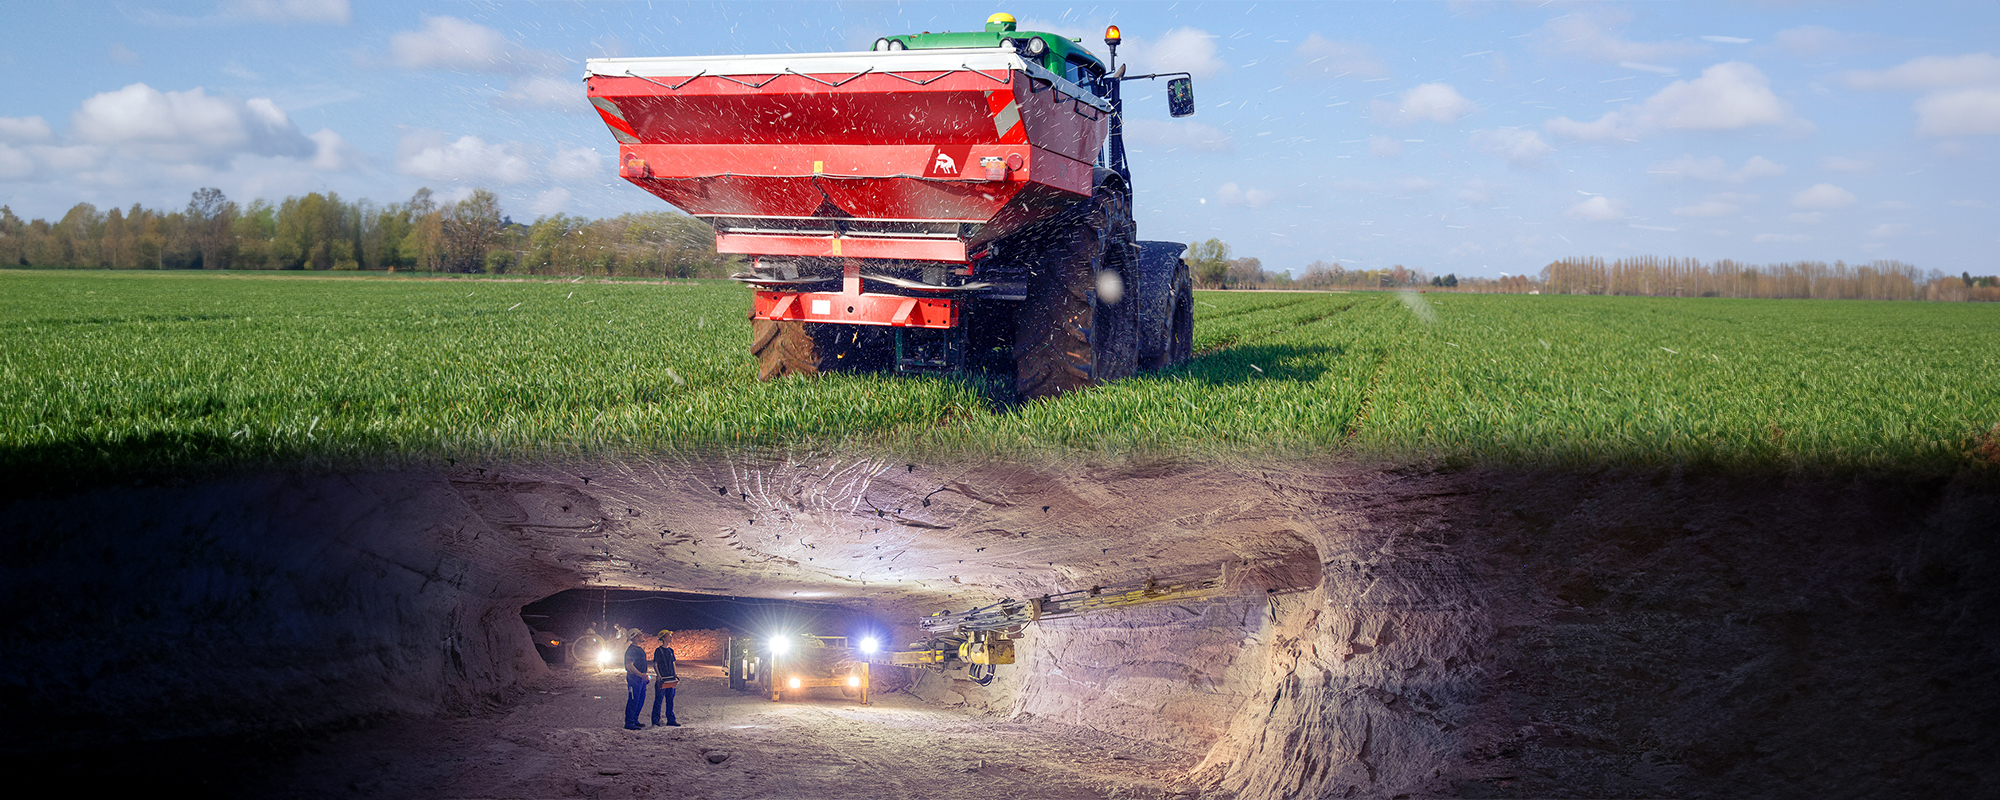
[656, 629, 673, 638]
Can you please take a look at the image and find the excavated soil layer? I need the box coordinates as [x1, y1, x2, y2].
[2, 455, 1994, 799]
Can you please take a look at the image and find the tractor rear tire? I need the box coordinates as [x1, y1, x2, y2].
[1014, 186, 1138, 400]
[752, 319, 819, 381]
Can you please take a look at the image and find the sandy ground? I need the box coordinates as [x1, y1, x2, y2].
[257, 660, 1201, 800]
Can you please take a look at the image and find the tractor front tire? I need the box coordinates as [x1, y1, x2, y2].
[1014, 186, 1138, 400]
[1168, 261, 1195, 366]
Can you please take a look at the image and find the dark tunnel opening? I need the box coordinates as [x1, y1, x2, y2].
[519, 587, 891, 670]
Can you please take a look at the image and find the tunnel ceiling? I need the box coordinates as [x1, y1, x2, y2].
[445, 452, 1336, 614]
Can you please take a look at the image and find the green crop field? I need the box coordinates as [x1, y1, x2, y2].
[3, 270, 1996, 482]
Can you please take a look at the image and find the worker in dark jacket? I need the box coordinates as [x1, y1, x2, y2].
[622, 630, 652, 730]
[652, 629, 680, 726]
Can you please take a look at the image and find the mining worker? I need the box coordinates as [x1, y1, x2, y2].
[652, 629, 680, 727]
[622, 630, 653, 730]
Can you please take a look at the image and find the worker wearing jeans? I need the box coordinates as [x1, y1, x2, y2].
[622, 631, 652, 730]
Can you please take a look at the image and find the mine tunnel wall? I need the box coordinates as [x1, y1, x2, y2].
[0, 472, 570, 748]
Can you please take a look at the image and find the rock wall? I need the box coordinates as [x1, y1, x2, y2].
[0, 472, 572, 750]
[662, 628, 730, 661]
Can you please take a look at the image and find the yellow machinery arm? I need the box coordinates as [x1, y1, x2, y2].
[878, 564, 1237, 685]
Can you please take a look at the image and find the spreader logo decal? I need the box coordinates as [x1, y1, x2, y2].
[924, 145, 971, 178]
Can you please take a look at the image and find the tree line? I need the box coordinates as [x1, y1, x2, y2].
[0, 187, 741, 278]
[1184, 238, 1434, 290]
[1538, 255, 1997, 302]
[1183, 236, 1993, 302]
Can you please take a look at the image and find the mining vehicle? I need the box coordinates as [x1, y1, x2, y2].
[726, 633, 872, 704]
[585, 13, 1198, 399]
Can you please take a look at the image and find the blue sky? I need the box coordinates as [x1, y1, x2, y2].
[2, 1, 1996, 278]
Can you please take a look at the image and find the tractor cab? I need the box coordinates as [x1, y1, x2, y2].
[871, 13, 1110, 98]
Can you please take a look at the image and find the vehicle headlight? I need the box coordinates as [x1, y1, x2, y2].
[788, 677, 802, 689]
[859, 637, 880, 654]
[770, 636, 790, 655]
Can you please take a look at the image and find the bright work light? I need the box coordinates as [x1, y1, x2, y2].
[859, 637, 880, 654]
[770, 636, 790, 655]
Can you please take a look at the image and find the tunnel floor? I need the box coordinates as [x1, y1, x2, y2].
[257, 661, 1196, 800]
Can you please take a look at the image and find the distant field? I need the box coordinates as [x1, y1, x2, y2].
[3, 270, 1996, 480]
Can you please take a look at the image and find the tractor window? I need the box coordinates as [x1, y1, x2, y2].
[1068, 58, 1104, 96]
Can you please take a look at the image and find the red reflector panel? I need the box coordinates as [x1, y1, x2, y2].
[753, 291, 956, 329]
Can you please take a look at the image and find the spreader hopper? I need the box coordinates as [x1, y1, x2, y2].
[586, 47, 1111, 262]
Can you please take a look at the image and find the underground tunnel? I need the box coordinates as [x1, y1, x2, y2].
[1, 453, 1995, 799]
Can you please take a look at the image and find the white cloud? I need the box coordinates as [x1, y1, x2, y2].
[396, 132, 535, 184]
[1821, 156, 1873, 172]
[0, 116, 53, 143]
[0, 144, 34, 180]
[1290, 34, 1388, 79]
[1379, 83, 1475, 124]
[1648, 154, 1786, 183]
[1754, 233, 1809, 243]
[1620, 61, 1678, 76]
[390, 16, 562, 75]
[1546, 62, 1800, 140]
[529, 187, 573, 217]
[496, 75, 585, 112]
[1545, 113, 1633, 140]
[1368, 134, 1401, 157]
[1127, 119, 1232, 152]
[1217, 182, 1275, 208]
[32, 144, 102, 171]
[1126, 27, 1225, 79]
[1914, 88, 2000, 136]
[307, 129, 357, 170]
[1471, 127, 1553, 166]
[109, 44, 141, 64]
[548, 147, 602, 182]
[1457, 179, 1499, 205]
[1539, 10, 1709, 64]
[1843, 53, 2000, 91]
[70, 83, 314, 165]
[1790, 183, 1856, 209]
[224, 0, 351, 25]
[1566, 195, 1628, 221]
[1636, 62, 1794, 130]
[1702, 36, 1752, 45]
[1867, 223, 1911, 238]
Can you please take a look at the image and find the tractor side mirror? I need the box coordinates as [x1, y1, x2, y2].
[1167, 77, 1195, 117]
